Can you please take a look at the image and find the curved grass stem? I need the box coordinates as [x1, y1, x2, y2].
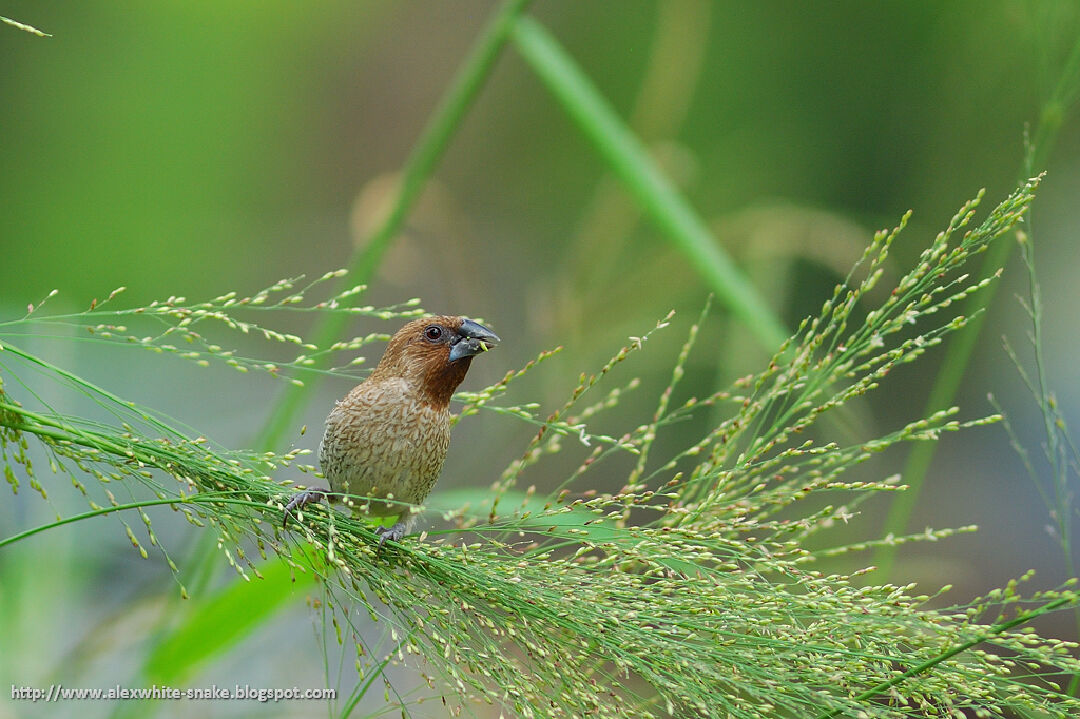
[254, 0, 536, 454]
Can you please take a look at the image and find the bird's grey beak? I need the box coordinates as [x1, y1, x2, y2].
[448, 318, 500, 362]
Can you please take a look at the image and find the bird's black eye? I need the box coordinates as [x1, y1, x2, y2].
[423, 325, 444, 342]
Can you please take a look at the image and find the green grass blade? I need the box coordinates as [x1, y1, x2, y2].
[143, 556, 318, 685]
[511, 16, 788, 350]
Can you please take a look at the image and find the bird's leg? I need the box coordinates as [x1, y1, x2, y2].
[282, 488, 337, 528]
[375, 512, 417, 549]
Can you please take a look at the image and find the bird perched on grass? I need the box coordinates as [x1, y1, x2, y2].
[283, 315, 499, 546]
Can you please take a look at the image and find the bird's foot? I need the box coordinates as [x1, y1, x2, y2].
[282, 488, 328, 528]
[375, 521, 408, 550]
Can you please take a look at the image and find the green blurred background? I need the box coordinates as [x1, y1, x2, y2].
[3, 1, 1080, 716]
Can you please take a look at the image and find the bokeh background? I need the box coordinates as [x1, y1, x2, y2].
[3, 1, 1080, 716]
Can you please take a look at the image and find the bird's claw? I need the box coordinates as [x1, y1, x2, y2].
[282, 488, 327, 528]
[375, 522, 407, 550]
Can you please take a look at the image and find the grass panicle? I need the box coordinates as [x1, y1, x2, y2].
[0, 271, 425, 387]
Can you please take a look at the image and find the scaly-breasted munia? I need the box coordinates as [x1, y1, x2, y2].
[284, 315, 499, 545]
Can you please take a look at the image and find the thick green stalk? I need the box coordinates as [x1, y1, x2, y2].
[876, 32, 1080, 578]
[254, 0, 535, 454]
[511, 16, 789, 350]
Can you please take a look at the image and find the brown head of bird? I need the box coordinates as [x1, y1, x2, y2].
[369, 315, 500, 409]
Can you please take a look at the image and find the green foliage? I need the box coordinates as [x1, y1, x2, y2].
[3, 178, 1080, 717]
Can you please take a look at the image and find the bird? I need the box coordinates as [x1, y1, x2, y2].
[283, 315, 500, 547]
